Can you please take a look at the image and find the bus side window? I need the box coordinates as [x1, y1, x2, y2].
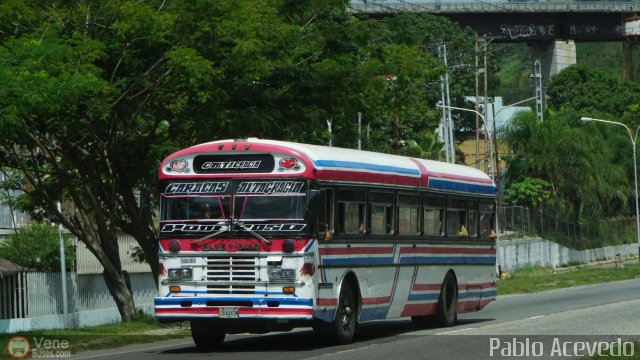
[469, 201, 478, 238]
[480, 201, 496, 239]
[337, 190, 365, 234]
[398, 194, 419, 235]
[423, 195, 444, 236]
[369, 192, 394, 234]
[310, 189, 332, 236]
[446, 198, 468, 237]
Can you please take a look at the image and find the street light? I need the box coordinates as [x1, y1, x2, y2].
[436, 103, 494, 176]
[580, 116, 640, 263]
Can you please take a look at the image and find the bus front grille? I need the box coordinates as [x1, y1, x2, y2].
[206, 256, 257, 294]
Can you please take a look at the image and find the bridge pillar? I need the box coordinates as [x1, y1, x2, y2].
[531, 40, 576, 79]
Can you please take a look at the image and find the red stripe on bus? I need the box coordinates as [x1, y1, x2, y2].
[362, 296, 392, 305]
[318, 247, 394, 255]
[401, 303, 438, 317]
[315, 169, 419, 187]
[317, 298, 338, 306]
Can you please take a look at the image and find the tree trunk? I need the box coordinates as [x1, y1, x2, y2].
[103, 269, 137, 321]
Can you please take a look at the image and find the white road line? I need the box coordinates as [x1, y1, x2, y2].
[436, 327, 476, 335]
[525, 315, 545, 320]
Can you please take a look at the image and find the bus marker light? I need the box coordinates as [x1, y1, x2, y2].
[168, 240, 181, 253]
[282, 239, 295, 253]
[301, 262, 315, 276]
[282, 287, 295, 294]
[169, 286, 181, 293]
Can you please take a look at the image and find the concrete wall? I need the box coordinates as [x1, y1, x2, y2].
[498, 236, 637, 272]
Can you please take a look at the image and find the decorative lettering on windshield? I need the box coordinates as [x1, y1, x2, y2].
[237, 181, 305, 194]
[165, 182, 229, 195]
[161, 223, 307, 233]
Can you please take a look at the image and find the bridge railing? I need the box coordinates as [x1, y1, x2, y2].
[349, 1, 640, 13]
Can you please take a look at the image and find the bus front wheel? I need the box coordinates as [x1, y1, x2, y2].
[190, 320, 225, 351]
[332, 282, 357, 344]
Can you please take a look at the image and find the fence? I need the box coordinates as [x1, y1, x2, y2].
[498, 205, 637, 250]
[0, 271, 156, 333]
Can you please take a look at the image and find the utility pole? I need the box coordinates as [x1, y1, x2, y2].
[475, 39, 480, 169]
[533, 59, 544, 122]
[483, 35, 491, 175]
[438, 44, 454, 163]
[357, 112, 362, 150]
[443, 43, 455, 162]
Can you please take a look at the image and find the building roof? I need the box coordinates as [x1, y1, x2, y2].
[0, 258, 32, 276]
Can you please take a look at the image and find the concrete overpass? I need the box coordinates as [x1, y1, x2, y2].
[349, 1, 640, 77]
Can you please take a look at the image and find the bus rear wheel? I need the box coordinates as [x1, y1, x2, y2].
[332, 282, 357, 344]
[434, 272, 458, 327]
[190, 320, 225, 351]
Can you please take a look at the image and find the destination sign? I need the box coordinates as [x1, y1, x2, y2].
[193, 154, 275, 173]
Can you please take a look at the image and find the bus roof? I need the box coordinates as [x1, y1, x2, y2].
[159, 138, 496, 196]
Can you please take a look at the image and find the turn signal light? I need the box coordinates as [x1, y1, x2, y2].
[282, 287, 295, 294]
[169, 286, 181, 293]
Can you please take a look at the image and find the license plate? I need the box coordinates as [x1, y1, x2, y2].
[219, 307, 239, 319]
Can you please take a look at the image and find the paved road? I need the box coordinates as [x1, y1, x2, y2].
[70, 279, 640, 360]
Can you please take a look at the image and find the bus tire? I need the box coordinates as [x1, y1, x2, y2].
[190, 320, 225, 351]
[435, 272, 458, 327]
[332, 282, 357, 344]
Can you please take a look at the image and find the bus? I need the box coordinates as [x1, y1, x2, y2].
[154, 138, 498, 349]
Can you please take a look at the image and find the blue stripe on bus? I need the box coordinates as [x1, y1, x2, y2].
[359, 306, 390, 321]
[428, 179, 496, 195]
[314, 160, 421, 176]
[155, 297, 313, 307]
[460, 289, 497, 299]
[321, 257, 395, 266]
[399, 256, 496, 265]
[407, 293, 441, 302]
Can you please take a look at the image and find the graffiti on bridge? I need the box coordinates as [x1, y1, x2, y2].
[500, 24, 556, 39]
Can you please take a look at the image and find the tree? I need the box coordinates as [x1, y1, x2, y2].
[503, 177, 551, 209]
[0, 1, 476, 321]
[0, 223, 74, 272]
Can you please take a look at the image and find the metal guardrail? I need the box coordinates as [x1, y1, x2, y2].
[349, 1, 640, 13]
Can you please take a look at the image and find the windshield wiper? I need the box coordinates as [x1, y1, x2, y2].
[234, 220, 272, 246]
[191, 224, 230, 245]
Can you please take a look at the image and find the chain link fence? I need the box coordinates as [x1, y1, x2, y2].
[498, 204, 637, 250]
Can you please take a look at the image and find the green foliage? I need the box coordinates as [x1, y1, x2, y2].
[503, 177, 551, 208]
[502, 109, 630, 220]
[0, 223, 74, 272]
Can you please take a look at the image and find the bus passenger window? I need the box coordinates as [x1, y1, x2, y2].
[369, 192, 394, 234]
[398, 195, 419, 235]
[468, 201, 478, 238]
[480, 201, 496, 239]
[337, 190, 365, 234]
[446, 199, 467, 237]
[423, 196, 444, 236]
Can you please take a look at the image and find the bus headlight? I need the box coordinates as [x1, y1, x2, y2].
[168, 268, 192, 280]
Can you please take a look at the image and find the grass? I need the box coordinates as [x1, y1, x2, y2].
[0, 313, 189, 357]
[497, 263, 640, 295]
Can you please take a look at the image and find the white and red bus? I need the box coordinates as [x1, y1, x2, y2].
[155, 138, 497, 349]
